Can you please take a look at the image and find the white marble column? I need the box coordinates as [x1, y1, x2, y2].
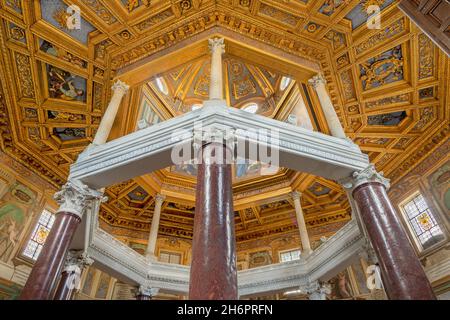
[146, 194, 166, 258]
[291, 191, 312, 256]
[208, 38, 225, 100]
[308, 74, 346, 138]
[93, 80, 130, 145]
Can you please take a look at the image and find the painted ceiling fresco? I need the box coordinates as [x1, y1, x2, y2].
[0, 0, 448, 245]
[149, 56, 290, 116]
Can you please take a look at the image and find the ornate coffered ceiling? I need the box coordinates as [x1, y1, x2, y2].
[0, 0, 448, 245]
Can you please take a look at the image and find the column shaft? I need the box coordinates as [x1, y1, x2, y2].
[53, 270, 75, 300]
[146, 195, 165, 257]
[20, 213, 81, 300]
[309, 75, 346, 138]
[189, 143, 237, 300]
[208, 38, 225, 100]
[93, 81, 129, 145]
[352, 182, 436, 300]
[136, 294, 151, 301]
[292, 194, 312, 254]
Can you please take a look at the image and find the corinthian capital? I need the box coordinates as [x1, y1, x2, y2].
[154, 193, 166, 205]
[306, 281, 331, 300]
[308, 73, 327, 89]
[64, 250, 94, 273]
[340, 164, 390, 191]
[291, 191, 302, 201]
[111, 80, 130, 94]
[137, 285, 159, 298]
[54, 180, 106, 219]
[193, 125, 235, 149]
[208, 37, 225, 54]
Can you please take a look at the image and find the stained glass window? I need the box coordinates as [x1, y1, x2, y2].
[241, 103, 258, 114]
[401, 193, 444, 251]
[280, 76, 292, 90]
[159, 251, 181, 264]
[155, 77, 169, 95]
[279, 249, 301, 262]
[137, 100, 161, 130]
[22, 209, 55, 261]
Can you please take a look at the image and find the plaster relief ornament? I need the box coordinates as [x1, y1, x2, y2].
[360, 46, 404, 90]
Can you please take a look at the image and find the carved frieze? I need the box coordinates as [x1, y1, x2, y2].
[81, 0, 117, 25]
[389, 129, 450, 184]
[15, 53, 35, 99]
[365, 93, 410, 109]
[354, 19, 405, 55]
[110, 11, 323, 70]
[134, 9, 174, 31]
[418, 33, 435, 79]
[258, 3, 299, 27]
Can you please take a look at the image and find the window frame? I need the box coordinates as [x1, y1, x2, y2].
[399, 190, 446, 254]
[21, 207, 56, 262]
[241, 102, 259, 114]
[136, 92, 164, 131]
[279, 76, 292, 91]
[155, 77, 169, 95]
[278, 248, 301, 263]
[158, 250, 183, 265]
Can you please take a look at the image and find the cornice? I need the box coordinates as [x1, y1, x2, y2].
[110, 9, 326, 71]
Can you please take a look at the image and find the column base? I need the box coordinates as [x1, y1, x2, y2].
[145, 254, 158, 262]
[301, 250, 313, 259]
[202, 99, 228, 109]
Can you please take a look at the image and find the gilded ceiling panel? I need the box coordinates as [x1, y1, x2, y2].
[0, 0, 448, 244]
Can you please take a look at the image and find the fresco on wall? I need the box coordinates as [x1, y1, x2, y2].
[351, 262, 370, 295]
[248, 250, 272, 268]
[429, 161, 450, 212]
[82, 267, 95, 295]
[328, 270, 354, 299]
[0, 182, 37, 262]
[95, 273, 111, 299]
[0, 278, 22, 300]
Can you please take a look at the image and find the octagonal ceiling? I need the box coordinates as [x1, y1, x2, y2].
[148, 54, 293, 116]
[0, 0, 448, 255]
